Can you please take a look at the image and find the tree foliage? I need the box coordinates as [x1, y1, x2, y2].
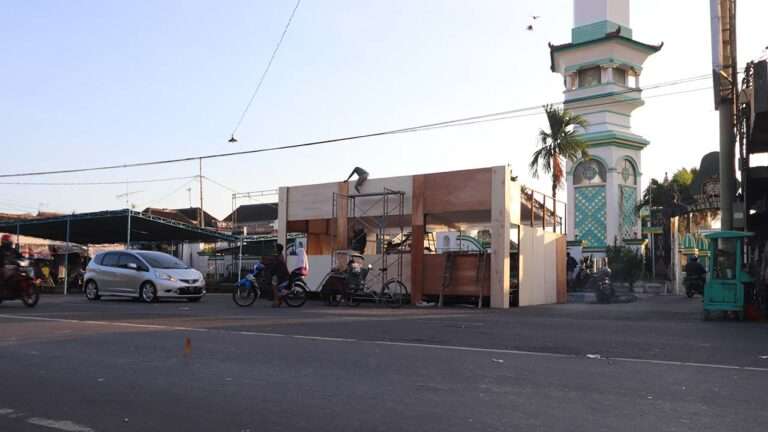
[638, 167, 698, 211]
[529, 104, 589, 190]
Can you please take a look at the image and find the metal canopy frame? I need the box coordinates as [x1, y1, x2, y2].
[0, 209, 237, 245]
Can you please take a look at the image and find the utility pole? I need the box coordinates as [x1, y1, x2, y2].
[198, 158, 204, 228]
[710, 0, 738, 230]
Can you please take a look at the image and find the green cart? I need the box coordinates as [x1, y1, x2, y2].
[702, 231, 754, 321]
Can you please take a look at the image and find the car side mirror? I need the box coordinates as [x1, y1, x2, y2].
[126, 263, 139, 271]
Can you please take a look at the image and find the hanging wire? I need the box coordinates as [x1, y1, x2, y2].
[229, 0, 303, 140]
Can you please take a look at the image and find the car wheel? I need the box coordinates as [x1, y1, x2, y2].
[85, 280, 100, 301]
[140, 282, 158, 303]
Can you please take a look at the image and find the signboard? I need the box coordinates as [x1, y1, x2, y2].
[644, 207, 665, 234]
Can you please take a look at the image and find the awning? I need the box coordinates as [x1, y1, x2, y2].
[0, 210, 237, 245]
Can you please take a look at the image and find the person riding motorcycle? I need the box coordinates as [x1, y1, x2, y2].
[684, 256, 707, 297]
[1, 234, 21, 286]
[684, 256, 707, 278]
[264, 243, 290, 308]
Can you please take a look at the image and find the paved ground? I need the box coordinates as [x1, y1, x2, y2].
[0, 294, 766, 431]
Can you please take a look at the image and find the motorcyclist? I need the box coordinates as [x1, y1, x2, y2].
[684, 256, 707, 279]
[1, 234, 21, 286]
[264, 243, 290, 308]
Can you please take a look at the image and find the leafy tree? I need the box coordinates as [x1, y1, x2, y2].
[638, 167, 697, 211]
[530, 104, 589, 232]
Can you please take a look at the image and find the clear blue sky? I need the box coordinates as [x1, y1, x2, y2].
[1, 0, 766, 218]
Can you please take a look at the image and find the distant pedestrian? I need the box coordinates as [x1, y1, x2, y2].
[566, 252, 578, 286]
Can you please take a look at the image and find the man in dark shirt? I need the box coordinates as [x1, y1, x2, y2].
[1, 234, 21, 286]
[265, 243, 290, 307]
[566, 252, 578, 287]
[684, 256, 706, 278]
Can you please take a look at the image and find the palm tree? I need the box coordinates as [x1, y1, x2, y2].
[529, 104, 589, 232]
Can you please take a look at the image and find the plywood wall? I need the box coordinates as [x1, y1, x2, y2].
[519, 226, 563, 306]
[423, 168, 492, 214]
[285, 176, 413, 221]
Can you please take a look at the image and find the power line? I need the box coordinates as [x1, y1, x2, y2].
[230, 0, 303, 139]
[140, 178, 199, 210]
[407, 85, 714, 132]
[203, 176, 238, 193]
[0, 176, 196, 186]
[0, 74, 713, 179]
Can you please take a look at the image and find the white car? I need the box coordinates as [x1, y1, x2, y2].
[84, 250, 205, 303]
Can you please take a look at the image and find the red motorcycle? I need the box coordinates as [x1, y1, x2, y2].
[0, 259, 40, 307]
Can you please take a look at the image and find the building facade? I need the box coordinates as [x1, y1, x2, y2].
[550, 0, 661, 253]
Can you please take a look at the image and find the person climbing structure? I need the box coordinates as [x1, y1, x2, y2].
[345, 167, 369, 193]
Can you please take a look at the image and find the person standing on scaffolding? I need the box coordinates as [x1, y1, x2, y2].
[344, 167, 369, 193]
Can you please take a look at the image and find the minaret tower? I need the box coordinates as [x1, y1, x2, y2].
[550, 0, 661, 253]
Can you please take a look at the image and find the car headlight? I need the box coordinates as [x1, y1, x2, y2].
[154, 271, 176, 282]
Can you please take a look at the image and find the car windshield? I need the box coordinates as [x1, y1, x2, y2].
[136, 252, 189, 269]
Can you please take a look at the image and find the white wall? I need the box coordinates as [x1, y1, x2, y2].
[519, 226, 561, 306]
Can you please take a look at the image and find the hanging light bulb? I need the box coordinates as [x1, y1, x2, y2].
[228, 135, 238, 143]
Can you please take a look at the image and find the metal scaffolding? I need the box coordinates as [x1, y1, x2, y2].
[331, 189, 406, 290]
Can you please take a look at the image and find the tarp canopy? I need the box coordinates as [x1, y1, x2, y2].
[0, 210, 237, 245]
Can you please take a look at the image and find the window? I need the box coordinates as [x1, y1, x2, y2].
[620, 159, 637, 185]
[613, 68, 627, 85]
[714, 239, 737, 280]
[628, 70, 639, 88]
[573, 160, 606, 185]
[136, 252, 188, 269]
[578, 67, 601, 87]
[118, 253, 146, 270]
[101, 253, 119, 267]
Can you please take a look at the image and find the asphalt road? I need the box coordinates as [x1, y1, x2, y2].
[0, 294, 767, 431]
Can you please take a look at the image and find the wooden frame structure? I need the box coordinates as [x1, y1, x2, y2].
[277, 166, 566, 308]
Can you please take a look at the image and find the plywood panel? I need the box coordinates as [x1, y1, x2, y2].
[519, 226, 562, 306]
[556, 235, 567, 304]
[490, 166, 511, 308]
[307, 233, 332, 255]
[423, 167, 493, 214]
[410, 175, 425, 304]
[286, 176, 413, 221]
[287, 220, 308, 232]
[422, 254, 490, 296]
[308, 219, 330, 235]
[335, 182, 349, 250]
[286, 182, 339, 220]
[350, 175, 413, 216]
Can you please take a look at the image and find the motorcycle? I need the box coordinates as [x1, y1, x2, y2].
[589, 266, 614, 304]
[684, 274, 705, 298]
[0, 259, 40, 307]
[232, 261, 308, 307]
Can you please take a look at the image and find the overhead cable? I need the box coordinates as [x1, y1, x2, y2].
[0, 74, 714, 179]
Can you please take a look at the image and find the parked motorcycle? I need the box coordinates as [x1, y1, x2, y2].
[684, 275, 705, 298]
[0, 259, 40, 307]
[589, 265, 614, 304]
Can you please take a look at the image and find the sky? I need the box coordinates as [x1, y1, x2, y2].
[1, 0, 767, 219]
